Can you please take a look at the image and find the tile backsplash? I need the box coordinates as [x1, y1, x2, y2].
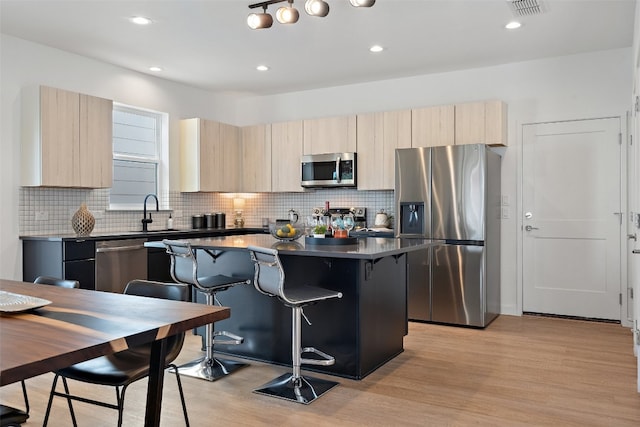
[19, 188, 394, 235]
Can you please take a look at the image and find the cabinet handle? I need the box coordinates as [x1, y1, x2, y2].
[96, 245, 145, 253]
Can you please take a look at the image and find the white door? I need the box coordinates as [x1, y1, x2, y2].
[522, 118, 622, 320]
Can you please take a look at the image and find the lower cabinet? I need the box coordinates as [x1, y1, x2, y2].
[23, 240, 95, 290]
[147, 246, 173, 283]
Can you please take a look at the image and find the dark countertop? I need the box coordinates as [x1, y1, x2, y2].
[19, 228, 267, 242]
[146, 233, 430, 260]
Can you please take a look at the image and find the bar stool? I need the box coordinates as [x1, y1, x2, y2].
[247, 245, 343, 404]
[163, 239, 251, 381]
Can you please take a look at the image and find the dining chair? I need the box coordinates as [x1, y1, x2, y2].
[42, 280, 191, 427]
[33, 276, 80, 289]
[247, 245, 343, 404]
[33, 276, 80, 288]
[0, 276, 81, 426]
[0, 382, 29, 427]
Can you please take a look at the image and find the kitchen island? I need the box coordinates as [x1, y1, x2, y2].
[146, 234, 429, 379]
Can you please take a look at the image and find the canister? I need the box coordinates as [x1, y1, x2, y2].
[215, 212, 226, 229]
[192, 215, 205, 229]
[205, 213, 215, 228]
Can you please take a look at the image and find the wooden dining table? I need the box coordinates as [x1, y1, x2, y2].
[0, 279, 230, 426]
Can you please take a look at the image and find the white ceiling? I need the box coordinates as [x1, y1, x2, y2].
[0, 0, 635, 96]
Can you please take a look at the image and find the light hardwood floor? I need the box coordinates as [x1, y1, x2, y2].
[2, 315, 639, 426]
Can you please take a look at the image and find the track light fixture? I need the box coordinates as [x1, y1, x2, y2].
[247, 4, 273, 29]
[248, 0, 374, 29]
[304, 0, 329, 17]
[276, 0, 299, 24]
[349, 0, 375, 7]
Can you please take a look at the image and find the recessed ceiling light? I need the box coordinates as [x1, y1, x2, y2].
[505, 21, 522, 30]
[256, 65, 270, 71]
[369, 45, 384, 53]
[149, 66, 163, 72]
[131, 16, 152, 25]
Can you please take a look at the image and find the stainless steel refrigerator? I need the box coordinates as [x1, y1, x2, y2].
[395, 144, 501, 327]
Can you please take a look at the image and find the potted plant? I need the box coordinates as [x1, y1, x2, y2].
[312, 224, 327, 238]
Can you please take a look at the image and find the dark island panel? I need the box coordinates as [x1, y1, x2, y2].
[145, 236, 417, 380]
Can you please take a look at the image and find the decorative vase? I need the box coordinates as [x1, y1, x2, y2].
[71, 203, 95, 236]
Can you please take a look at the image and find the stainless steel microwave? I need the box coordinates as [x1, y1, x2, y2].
[301, 152, 357, 188]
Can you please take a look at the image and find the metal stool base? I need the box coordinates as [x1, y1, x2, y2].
[253, 373, 338, 405]
[176, 356, 247, 382]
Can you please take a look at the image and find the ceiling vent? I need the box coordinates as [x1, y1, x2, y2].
[507, 0, 544, 16]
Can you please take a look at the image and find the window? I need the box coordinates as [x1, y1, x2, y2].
[110, 104, 169, 210]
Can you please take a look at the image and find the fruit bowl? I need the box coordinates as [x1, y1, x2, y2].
[269, 223, 304, 241]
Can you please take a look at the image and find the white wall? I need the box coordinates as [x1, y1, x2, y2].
[1, 33, 632, 316]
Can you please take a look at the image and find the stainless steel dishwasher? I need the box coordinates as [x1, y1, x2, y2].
[95, 239, 148, 293]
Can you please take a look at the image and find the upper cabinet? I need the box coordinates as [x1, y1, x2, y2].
[219, 122, 241, 192]
[180, 118, 240, 192]
[271, 120, 304, 192]
[455, 100, 508, 146]
[241, 124, 272, 192]
[303, 115, 357, 155]
[22, 86, 113, 188]
[411, 105, 455, 147]
[357, 110, 411, 190]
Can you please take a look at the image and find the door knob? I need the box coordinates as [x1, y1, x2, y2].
[525, 225, 539, 231]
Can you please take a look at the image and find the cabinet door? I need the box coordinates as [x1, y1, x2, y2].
[241, 124, 272, 192]
[455, 100, 508, 146]
[199, 119, 222, 192]
[40, 86, 80, 186]
[79, 94, 113, 187]
[455, 101, 485, 145]
[485, 100, 508, 146]
[180, 118, 240, 192]
[356, 112, 384, 190]
[382, 110, 411, 188]
[303, 115, 356, 154]
[411, 105, 454, 147]
[357, 110, 411, 190]
[271, 120, 304, 192]
[220, 122, 241, 192]
[64, 259, 95, 290]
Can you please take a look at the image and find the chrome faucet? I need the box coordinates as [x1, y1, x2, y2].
[142, 194, 159, 232]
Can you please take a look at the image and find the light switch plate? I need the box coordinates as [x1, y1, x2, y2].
[501, 207, 510, 219]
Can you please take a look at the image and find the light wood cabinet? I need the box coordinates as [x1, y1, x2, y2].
[411, 105, 455, 147]
[357, 110, 411, 190]
[22, 86, 113, 188]
[271, 120, 304, 192]
[220, 122, 241, 192]
[303, 115, 357, 154]
[180, 118, 240, 192]
[241, 124, 272, 192]
[455, 100, 507, 146]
